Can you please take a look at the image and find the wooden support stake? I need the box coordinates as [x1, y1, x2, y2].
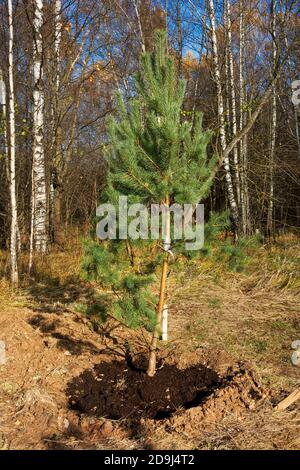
[162, 304, 168, 341]
[274, 388, 300, 412]
[147, 195, 170, 377]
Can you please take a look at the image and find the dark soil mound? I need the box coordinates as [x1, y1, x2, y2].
[67, 360, 220, 420]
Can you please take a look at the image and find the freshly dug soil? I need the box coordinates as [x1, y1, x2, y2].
[152, 362, 266, 437]
[67, 360, 220, 420]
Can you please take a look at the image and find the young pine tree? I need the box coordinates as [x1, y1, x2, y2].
[82, 31, 216, 376]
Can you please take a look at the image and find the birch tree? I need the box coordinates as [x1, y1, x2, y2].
[0, 69, 9, 182]
[267, 0, 277, 235]
[49, 0, 62, 241]
[238, 0, 250, 235]
[30, 0, 47, 266]
[54, 0, 61, 93]
[7, 0, 18, 285]
[284, 35, 300, 165]
[206, 0, 239, 231]
[225, 0, 240, 205]
[132, 0, 146, 53]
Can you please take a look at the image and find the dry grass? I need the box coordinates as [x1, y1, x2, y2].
[0, 278, 28, 310]
[194, 402, 300, 450]
[169, 274, 299, 392]
[246, 235, 300, 291]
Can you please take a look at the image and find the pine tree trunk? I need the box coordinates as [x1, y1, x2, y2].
[31, 0, 47, 255]
[267, 0, 277, 236]
[206, 0, 239, 232]
[147, 195, 170, 377]
[8, 0, 18, 286]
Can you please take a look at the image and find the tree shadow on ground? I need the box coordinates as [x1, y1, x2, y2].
[27, 273, 96, 311]
[28, 311, 115, 356]
[27, 273, 146, 359]
[52, 332, 102, 355]
[28, 310, 132, 358]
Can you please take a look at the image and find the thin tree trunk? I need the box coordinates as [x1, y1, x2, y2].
[49, 0, 62, 242]
[132, 0, 146, 53]
[225, 36, 231, 132]
[7, 0, 18, 286]
[206, 0, 239, 231]
[225, 0, 241, 205]
[28, 164, 35, 273]
[222, 57, 283, 162]
[30, 0, 47, 258]
[294, 106, 300, 165]
[54, 0, 61, 92]
[192, 76, 199, 129]
[284, 36, 300, 165]
[239, 0, 249, 235]
[147, 195, 170, 377]
[176, 0, 184, 78]
[0, 69, 10, 182]
[267, 0, 277, 236]
[165, 0, 169, 51]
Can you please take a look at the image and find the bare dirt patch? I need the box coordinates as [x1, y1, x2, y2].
[66, 357, 265, 442]
[0, 304, 117, 449]
[67, 360, 220, 420]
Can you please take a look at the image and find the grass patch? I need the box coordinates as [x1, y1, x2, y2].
[207, 297, 222, 309]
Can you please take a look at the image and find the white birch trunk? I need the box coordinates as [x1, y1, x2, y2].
[54, 0, 62, 92]
[31, 0, 47, 256]
[284, 36, 300, 165]
[206, 0, 239, 229]
[225, 0, 241, 205]
[132, 0, 146, 53]
[7, 0, 18, 285]
[225, 39, 231, 131]
[267, 0, 277, 235]
[28, 164, 35, 272]
[239, 2, 246, 233]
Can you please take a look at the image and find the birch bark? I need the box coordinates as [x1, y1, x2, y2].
[284, 36, 300, 165]
[206, 0, 239, 230]
[8, 0, 18, 285]
[30, 0, 47, 259]
[238, 1, 247, 235]
[225, 0, 240, 204]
